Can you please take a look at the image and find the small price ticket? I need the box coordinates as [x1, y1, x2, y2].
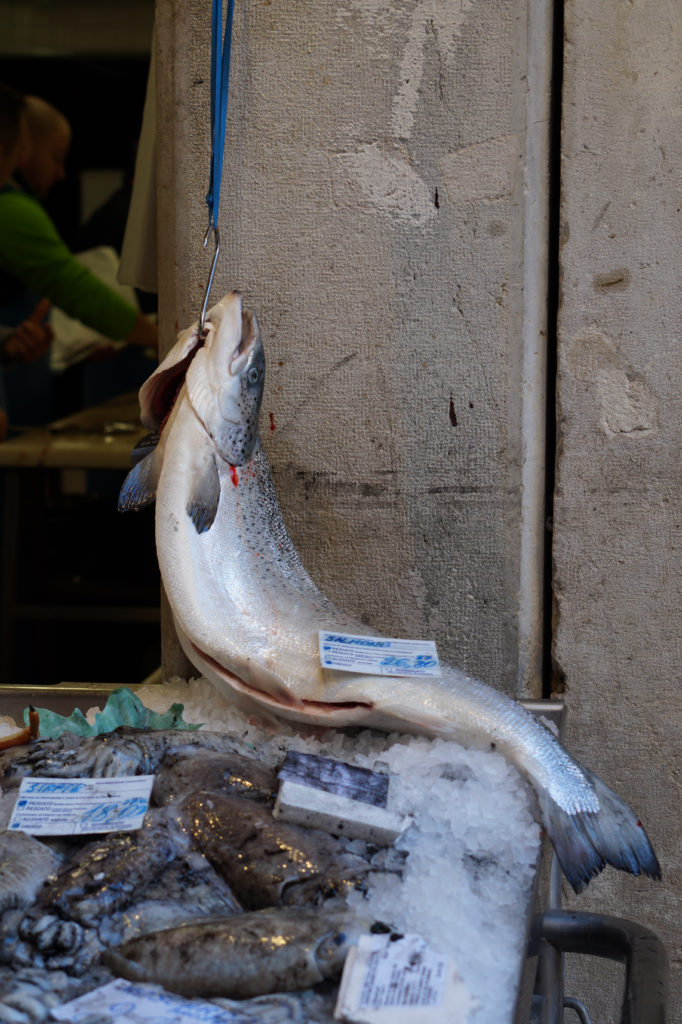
[8, 775, 153, 836]
[334, 933, 475, 1023]
[51, 978, 238, 1023]
[319, 632, 440, 677]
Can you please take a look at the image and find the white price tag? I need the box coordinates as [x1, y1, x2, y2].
[319, 632, 440, 677]
[334, 933, 475, 1023]
[50, 978, 236, 1023]
[9, 775, 153, 836]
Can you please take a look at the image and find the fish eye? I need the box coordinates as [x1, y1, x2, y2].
[333, 932, 347, 945]
[247, 366, 260, 384]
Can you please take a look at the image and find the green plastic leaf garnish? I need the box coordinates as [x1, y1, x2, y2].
[23, 686, 202, 740]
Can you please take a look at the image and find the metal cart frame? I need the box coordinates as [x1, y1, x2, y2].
[521, 702, 669, 1024]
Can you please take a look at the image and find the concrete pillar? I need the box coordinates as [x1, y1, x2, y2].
[155, 0, 550, 699]
[555, 0, 681, 1016]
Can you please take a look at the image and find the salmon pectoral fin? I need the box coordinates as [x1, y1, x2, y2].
[186, 454, 221, 534]
[118, 447, 162, 512]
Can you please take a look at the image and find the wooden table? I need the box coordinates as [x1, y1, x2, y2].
[0, 393, 160, 686]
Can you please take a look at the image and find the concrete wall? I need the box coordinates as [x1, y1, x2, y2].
[555, 0, 681, 1016]
[156, 0, 549, 698]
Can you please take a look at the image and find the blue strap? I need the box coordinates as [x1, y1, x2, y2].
[205, 0, 235, 230]
[200, 0, 235, 330]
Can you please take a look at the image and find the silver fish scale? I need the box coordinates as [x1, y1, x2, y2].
[236, 445, 358, 620]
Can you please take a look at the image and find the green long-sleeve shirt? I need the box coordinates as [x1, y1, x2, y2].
[0, 185, 138, 339]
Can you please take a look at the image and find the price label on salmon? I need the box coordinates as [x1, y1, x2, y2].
[319, 631, 440, 677]
[8, 775, 154, 836]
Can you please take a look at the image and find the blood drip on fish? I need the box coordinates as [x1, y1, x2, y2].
[119, 291, 661, 894]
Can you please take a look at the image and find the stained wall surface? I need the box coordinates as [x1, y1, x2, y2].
[555, 0, 681, 1016]
[156, 0, 543, 696]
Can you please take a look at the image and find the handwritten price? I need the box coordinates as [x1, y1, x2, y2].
[379, 654, 439, 671]
[79, 797, 149, 828]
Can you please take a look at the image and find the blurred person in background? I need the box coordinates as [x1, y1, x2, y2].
[15, 95, 71, 201]
[0, 86, 157, 428]
[0, 85, 54, 438]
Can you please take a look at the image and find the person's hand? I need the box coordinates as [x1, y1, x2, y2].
[3, 299, 54, 365]
[125, 313, 158, 350]
[0, 408, 8, 442]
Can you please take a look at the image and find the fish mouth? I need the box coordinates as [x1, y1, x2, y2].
[191, 643, 373, 719]
[140, 292, 255, 432]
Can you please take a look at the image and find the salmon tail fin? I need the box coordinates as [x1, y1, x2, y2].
[540, 766, 661, 893]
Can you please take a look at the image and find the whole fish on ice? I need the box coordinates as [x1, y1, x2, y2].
[180, 791, 373, 908]
[120, 291, 660, 893]
[105, 907, 375, 999]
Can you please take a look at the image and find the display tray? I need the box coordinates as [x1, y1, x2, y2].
[0, 680, 561, 1023]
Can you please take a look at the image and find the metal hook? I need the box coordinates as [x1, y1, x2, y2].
[199, 225, 221, 335]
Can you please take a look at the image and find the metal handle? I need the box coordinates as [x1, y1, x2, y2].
[529, 909, 669, 1024]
